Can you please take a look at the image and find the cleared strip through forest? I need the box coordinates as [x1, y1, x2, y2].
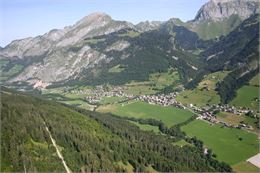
[44, 121, 72, 173]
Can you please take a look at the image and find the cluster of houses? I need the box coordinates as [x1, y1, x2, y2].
[193, 104, 254, 129]
[211, 104, 252, 115]
[70, 85, 256, 131]
[136, 93, 179, 106]
[83, 86, 134, 104]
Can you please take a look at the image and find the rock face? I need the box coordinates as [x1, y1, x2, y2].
[55, 13, 133, 47]
[1, 12, 134, 85]
[194, 0, 259, 22]
[0, 12, 133, 60]
[9, 45, 108, 84]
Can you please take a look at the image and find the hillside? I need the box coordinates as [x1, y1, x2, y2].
[0, 88, 232, 172]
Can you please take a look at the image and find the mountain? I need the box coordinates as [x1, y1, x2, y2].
[185, 14, 259, 103]
[1, 1, 259, 171]
[0, 0, 258, 94]
[0, 13, 135, 87]
[193, 0, 259, 22]
[135, 21, 163, 32]
[0, 12, 133, 60]
[204, 14, 260, 103]
[0, 87, 232, 172]
[0, 15, 208, 88]
[187, 0, 259, 39]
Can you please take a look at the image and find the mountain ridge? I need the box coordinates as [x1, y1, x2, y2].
[193, 0, 259, 22]
[0, 0, 259, 95]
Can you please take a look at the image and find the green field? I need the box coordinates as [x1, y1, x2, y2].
[173, 139, 191, 147]
[97, 101, 194, 127]
[181, 120, 259, 165]
[176, 89, 220, 107]
[123, 68, 181, 95]
[59, 99, 95, 110]
[216, 112, 244, 126]
[129, 121, 160, 133]
[124, 82, 157, 95]
[109, 65, 125, 73]
[231, 85, 259, 110]
[177, 71, 229, 107]
[249, 74, 259, 86]
[149, 68, 181, 90]
[231, 73, 259, 110]
[100, 96, 126, 105]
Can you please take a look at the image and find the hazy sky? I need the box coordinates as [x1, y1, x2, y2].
[0, 0, 208, 47]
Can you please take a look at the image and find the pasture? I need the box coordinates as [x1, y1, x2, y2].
[97, 101, 194, 127]
[108, 65, 125, 73]
[59, 99, 95, 111]
[231, 85, 259, 110]
[124, 81, 157, 95]
[216, 112, 244, 126]
[100, 96, 127, 105]
[249, 74, 259, 86]
[181, 120, 259, 165]
[124, 68, 181, 95]
[176, 71, 229, 107]
[173, 139, 191, 147]
[129, 121, 160, 133]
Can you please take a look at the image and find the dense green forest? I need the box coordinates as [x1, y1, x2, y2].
[1, 88, 232, 172]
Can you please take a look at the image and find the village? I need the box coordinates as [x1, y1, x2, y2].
[70, 85, 256, 131]
[191, 104, 254, 130]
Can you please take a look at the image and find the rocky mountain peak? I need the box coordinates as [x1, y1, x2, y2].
[74, 12, 112, 28]
[194, 0, 259, 22]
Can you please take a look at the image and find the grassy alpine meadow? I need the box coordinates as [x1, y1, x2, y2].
[231, 73, 259, 110]
[97, 101, 194, 127]
[100, 96, 127, 105]
[173, 139, 192, 147]
[249, 73, 260, 86]
[176, 89, 220, 107]
[216, 112, 245, 126]
[128, 121, 160, 133]
[231, 85, 259, 110]
[176, 71, 229, 107]
[124, 82, 157, 95]
[59, 99, 95, 111]
[108, 64, 125, 73]
[181, 120, 259, 165]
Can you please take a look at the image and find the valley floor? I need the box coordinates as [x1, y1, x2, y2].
[2, 72, 259, 172]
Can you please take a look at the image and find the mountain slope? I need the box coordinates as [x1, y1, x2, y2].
[0, 87, 232, 172]
[0, 0, 259, 93]
[198, 14, 259, 103]
[188, 0, 259, 39]
[1, 18, 209, 88]
[194, 0, 259, 22]
[0, 13, 133, 60]
[0, 13, 135, 86]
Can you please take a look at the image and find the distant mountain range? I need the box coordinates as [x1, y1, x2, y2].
[0, 0, 259, 103]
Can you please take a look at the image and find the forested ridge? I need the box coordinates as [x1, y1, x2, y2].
[1, 88, 232, 172]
